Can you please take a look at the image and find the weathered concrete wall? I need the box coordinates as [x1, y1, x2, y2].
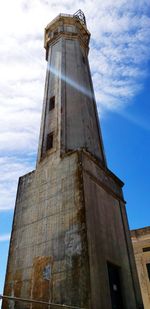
[61, 37, 105, 163]
[37, 15, 106, 166]
[3, 150, 143, 309]
[3, 152, 91, 309]
[131, 227, 150, 309]
[38, 39, 62, 160]
[81, 151, 143, 309]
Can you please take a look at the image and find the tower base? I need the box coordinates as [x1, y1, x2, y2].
[3, 150, 143, 309]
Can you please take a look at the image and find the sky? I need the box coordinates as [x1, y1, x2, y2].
[0, 0, 150, 297]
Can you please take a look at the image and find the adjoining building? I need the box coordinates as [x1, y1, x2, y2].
[131, 226, 150, 309]
[3, 10, 143, 309]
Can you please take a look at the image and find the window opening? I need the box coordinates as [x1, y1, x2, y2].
[48, 31, 52, 38]
[49, 96, 55, 111]
[54, 29, 58, 36]
[107, 262, 124, 309]
[66, 26, 72, 33]
[146, 263, 150, 280]
[46, 132, 53, 151]
[143, 247, 150, 252]
[82, 55, 86, 64]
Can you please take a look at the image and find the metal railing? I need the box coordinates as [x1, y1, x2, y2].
[45, 11, 87, 30]
[0, 294, 87, 309]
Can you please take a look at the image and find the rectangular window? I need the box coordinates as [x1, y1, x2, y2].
[54, 29, 58, 36]
[107, 262, 124, 308]
[82, 55, 86, 64]
[146, 263, 150, 280]
[143, 247, 150, 252]
[48, 31, 52, 39]
[49, 96, 55, 111]
[46, 132, 53, 151]
[66, 26, 73, 33]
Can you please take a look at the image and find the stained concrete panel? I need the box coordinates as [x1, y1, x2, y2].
[3, 152, 90, 309]
[3, 151, 143, 309]
[64, 38, 104, 162]
[82, 152, 142, 309]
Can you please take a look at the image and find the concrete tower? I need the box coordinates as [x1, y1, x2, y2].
[3, 11, 143, 309]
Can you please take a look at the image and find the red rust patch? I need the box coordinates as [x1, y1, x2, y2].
[13, 270, 22, 297]
[31, 256, 53, 309]
[2, 270, 22, 309]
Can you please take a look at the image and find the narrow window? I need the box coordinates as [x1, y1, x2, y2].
[82, 55, 86, 64]
[48, 31, 52, 38]
[46, 132, 53, 151]
[107, 262, 124, 308]
[49, 96, 55, 111]
[66, 26, 72, 33]
[143, 247, 150, 252]
[146, 263, 150, 280]
[54, 29, 58, 36]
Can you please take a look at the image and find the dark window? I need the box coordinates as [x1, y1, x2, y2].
[82, 55, 86, 64]
[146, 263, 150, 280]
[143, 247, 150, 252]
[48, 31, 52, 38]
[54, 29, 58, 36]
[49, 96, 55, 111]
[107, 262, 124, 309]
[46, 132, 53, 151]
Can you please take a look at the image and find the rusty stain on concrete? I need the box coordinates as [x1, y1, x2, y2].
[31, 256, 53, 309]
[13, 270, 22, 297]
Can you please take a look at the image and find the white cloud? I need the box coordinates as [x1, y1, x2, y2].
[0, 156, 35, 211]
[0, 234, 10, 242]
[0, 0, 150, 211]
[88, 5, 150, 111]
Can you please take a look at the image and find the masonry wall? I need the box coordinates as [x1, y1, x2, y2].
[131, 228, 150, 309]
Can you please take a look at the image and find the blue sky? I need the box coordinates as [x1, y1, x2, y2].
[0, 0, 150, 298]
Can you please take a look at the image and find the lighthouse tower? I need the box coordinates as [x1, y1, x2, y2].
[3, 11, 143, 309]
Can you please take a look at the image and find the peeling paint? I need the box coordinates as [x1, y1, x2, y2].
[65, 226, 82, 254]
[43, 264, 51, 280]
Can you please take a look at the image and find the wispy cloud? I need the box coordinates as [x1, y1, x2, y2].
[0, 234, 10, 242]
[88, 2, 150, 112]
[0, 156, 35, 211]
[0, 0, 150, 211]
[116, 109, 150, 132]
